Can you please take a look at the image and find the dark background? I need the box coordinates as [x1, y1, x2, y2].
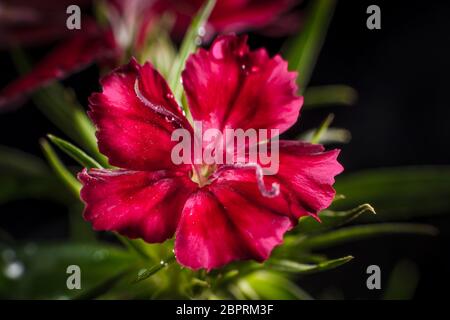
[0, 0, 449, 299]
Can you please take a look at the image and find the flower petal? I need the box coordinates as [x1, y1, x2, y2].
[182, 34, 302, 134]
[276, 141, 343, 218]
[213, 141, 343, 220]
[175, 188, 294, 270]
[89, 58, 190, 171]
[0, 0, 93, 47]
[79, 169, 194, 243]
[0, 28, 115, 109]
[208, 0, 297, 34]
[161, 0, 297, 38]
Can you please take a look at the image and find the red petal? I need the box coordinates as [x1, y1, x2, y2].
[79, 169, 195, 243]
[89, 59, 191, 171]
[214, 141, 343, 219]
[0, 28, 115, 109]
[182, 34, 302, 134]
[276, 141, 343, 218]
[174, 141, 341, 270]
[175, 189, 293, 270]
[161, 0, 297, 38]
[209, 0, 297, 34]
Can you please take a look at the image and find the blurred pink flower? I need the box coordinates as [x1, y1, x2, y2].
[0, 0, 92, 47]
[157, 0, 299, 39]
[0, 0, 300, 109]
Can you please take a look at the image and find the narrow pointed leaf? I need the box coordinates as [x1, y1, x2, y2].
[40, 138, 81, 198]
[0, 145, 47, 176]
[74, 267, 133, 300]
[47, 134, 102, 169]
[297, 204, 376, 234]
[242, 271, 313, 300]
[133, 256, 175, 283]
[310, 114, 334, 144]
[299, 127, 352, 145]
[333, 194, 346, 202]
[291, 223, 438, 250]
[168, 0, 216, 105]
[266, 256, 353, 274]
[303, 85, 358, 108]
[234, 280, 260, 300]
[285, 0, 336, 92]
[333, 166, 450, 220]
[0, 145, 69, 204]
[116, 236, 152, 262]
[383, 260, 419, 300]
[138, 19, 177, 78]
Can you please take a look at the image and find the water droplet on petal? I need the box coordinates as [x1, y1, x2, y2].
[165, 116, 176, 123]
[212, 44, 224, 59]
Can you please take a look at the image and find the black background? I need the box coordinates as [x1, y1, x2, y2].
[0, 0, 449, 299]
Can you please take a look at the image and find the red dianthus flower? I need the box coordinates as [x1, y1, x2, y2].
[79, 35, 342, 270]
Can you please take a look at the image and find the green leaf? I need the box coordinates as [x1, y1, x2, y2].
[238, 271, 313, 300]
[68, 202, 97, 243]
[231, 280, 261, 300]
[0, 145, 47, 176]
[44, 136, 99, 241]
[285, 0, 336, 92]
[0, 243, 137, 299]
[73, 267, 133, 300]
[116, 236, 153, 262]
[265, 256, 353, 274]
[383, 260, 419, 300]
[297, 204, 376, 234]
[47, 134, 102, 169]
[40, 138, 81, 198]
[298, 127, 352, 145]
[303, 85, 358, 109]
[333, 166, 450, 220]
[133, 257, 175, 283]
[290, 223, 438, 250]
[33, 87, 107, 165]
[138, 16, 177, 78]
[310, 113, 334, 144]
[0, 146, 69, 205]
[168, 0, 216, 107]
